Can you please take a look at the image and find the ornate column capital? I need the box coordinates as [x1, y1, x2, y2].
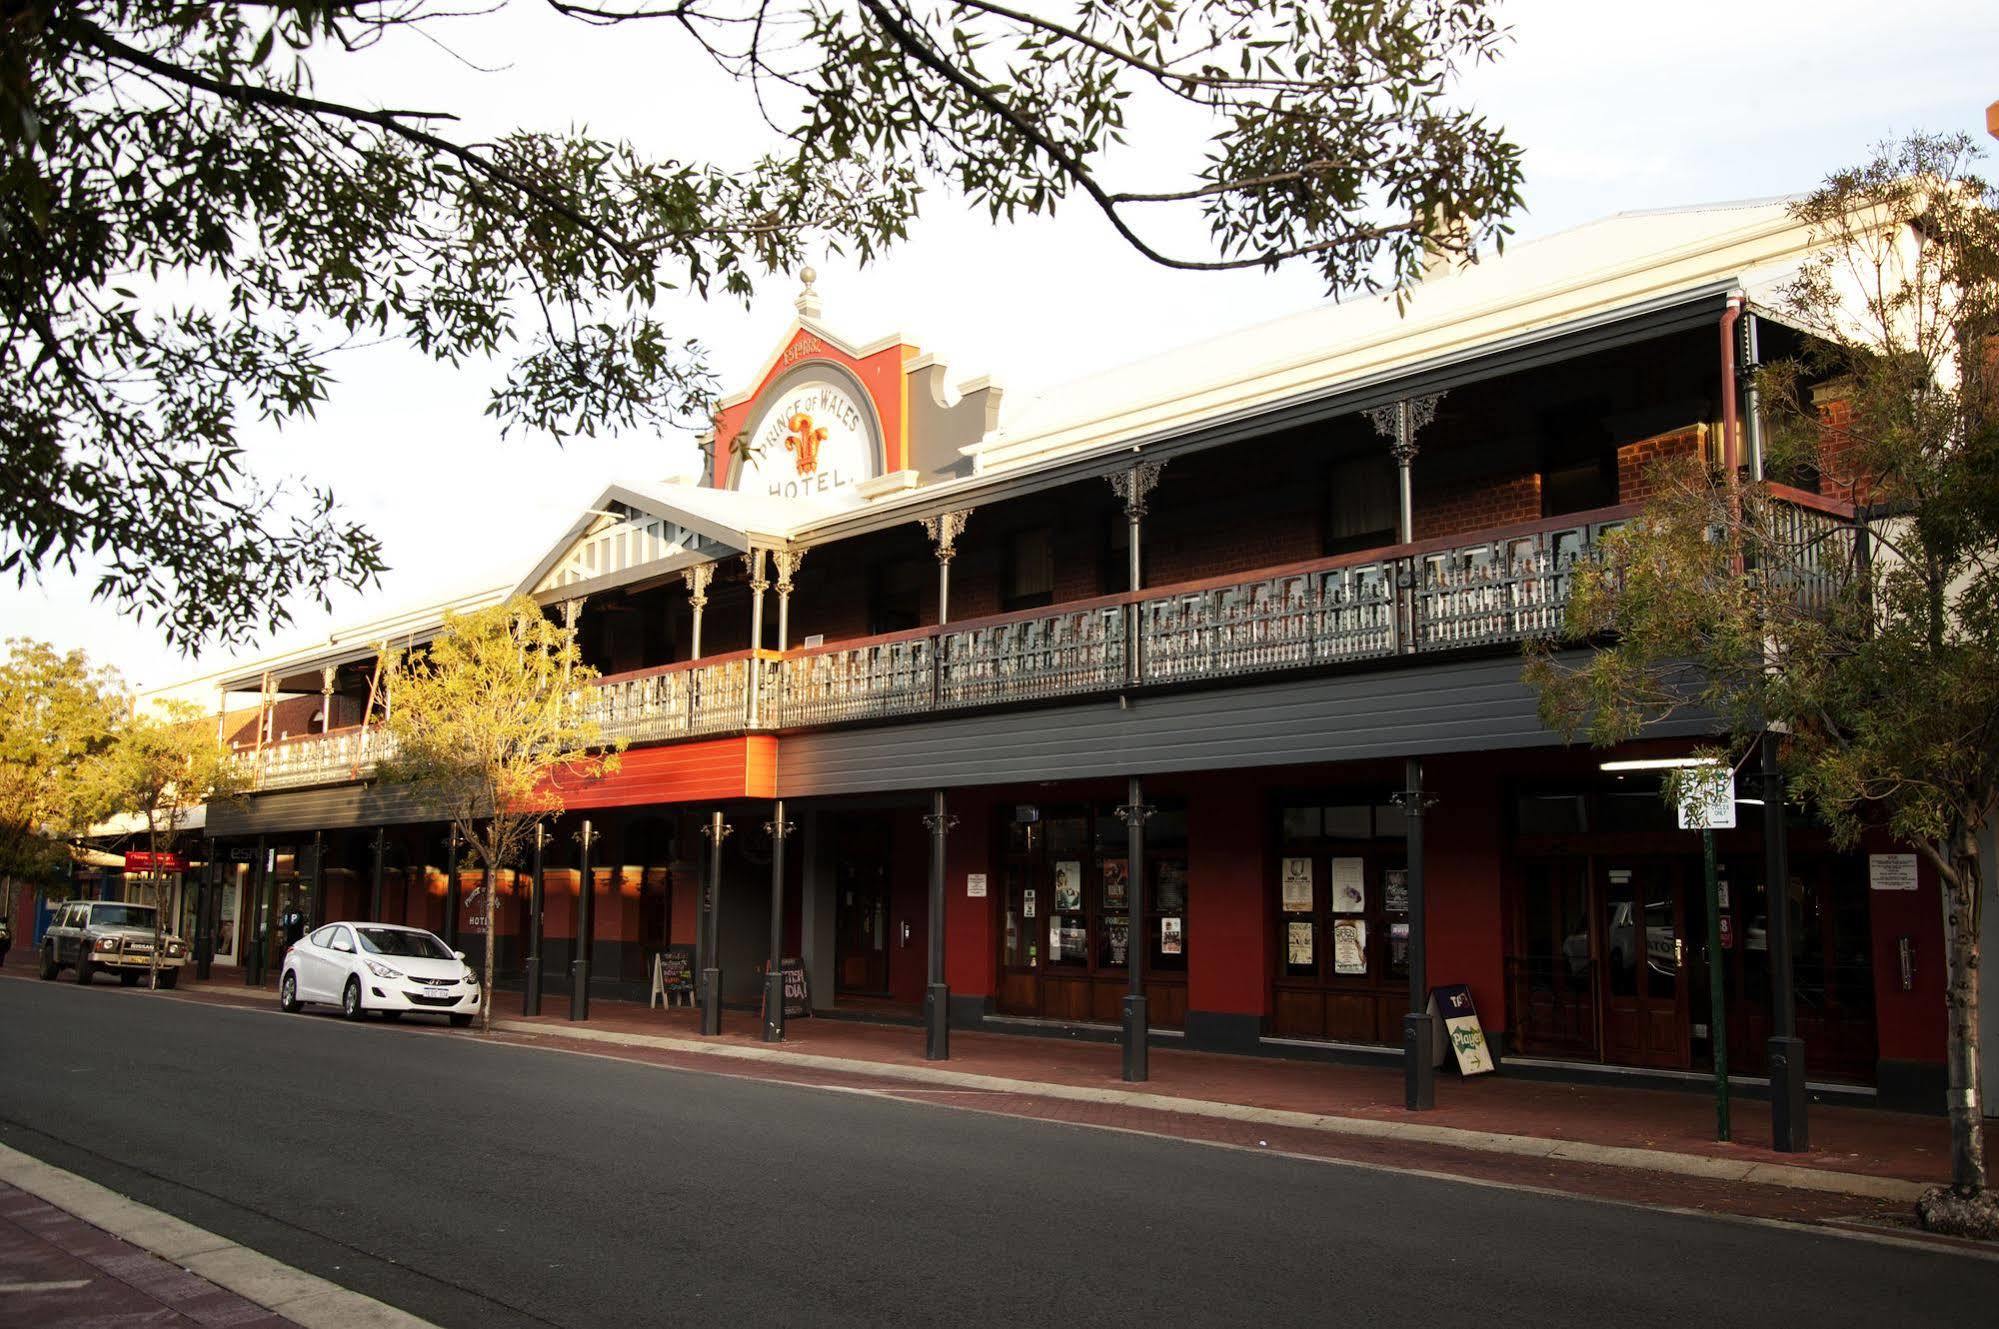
[744, 546, 770, 594]
[560, 597, 586, 629]
[921, 509, 973, 564]
[683, 562, 714, 609]
[1368, 393, 1444, 464]
[771, 548, 806, 595]
[1108, 460, 1166, 518]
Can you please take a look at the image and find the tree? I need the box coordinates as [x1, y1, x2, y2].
[1524, 132, 1999, 1237]
[87, 699, 245, 987]
[378, 594, 619, 1031]
[0, 638, 124, 880]
[2, 0, 1523, 649]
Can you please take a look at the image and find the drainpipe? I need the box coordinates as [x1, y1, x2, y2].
[1719, 295, 1744, 481]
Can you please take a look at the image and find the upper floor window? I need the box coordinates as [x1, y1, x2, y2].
[1004, 527, 1055, 612]
[868, 558, 925, 634]
[1325, 452, 1398, 553]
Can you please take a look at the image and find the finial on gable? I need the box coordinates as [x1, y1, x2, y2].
[796, 265, 822, 320]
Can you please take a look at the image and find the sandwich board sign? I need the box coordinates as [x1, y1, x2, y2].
[1426, 984, 1495, 1076]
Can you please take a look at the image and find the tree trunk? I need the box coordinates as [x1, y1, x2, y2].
[147, 814, 161, 992]
[482, 861, 496, 1034]
[1942, 845, 1985, 1194]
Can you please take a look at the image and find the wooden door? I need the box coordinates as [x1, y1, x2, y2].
[1508, 859, 1599, 1059]
[1598, 861, 1690, 1069]
[834, 816, 892, 995]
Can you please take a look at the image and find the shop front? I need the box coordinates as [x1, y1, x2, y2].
[1505, 772, 1879, 1082]
[993, 799, 1189, 1028]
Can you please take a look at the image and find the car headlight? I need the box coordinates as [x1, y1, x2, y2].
[365, 960, 404, 979]
[462, 968, 479, 986]
[93, 937, 121, 952]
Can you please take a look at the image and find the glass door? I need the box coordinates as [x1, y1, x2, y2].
[1598, 861, 1690, 1069]
[1508, 859, 1598, 1059]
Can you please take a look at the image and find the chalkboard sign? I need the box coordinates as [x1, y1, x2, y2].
[762, 956, 811, 1019]
[660, 948, 694, 994]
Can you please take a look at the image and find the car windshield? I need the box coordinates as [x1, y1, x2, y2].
[357, 927, 453, 960]
[91, 905, 155, 929]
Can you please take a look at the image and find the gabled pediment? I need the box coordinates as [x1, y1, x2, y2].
[519, 494, 739, 601]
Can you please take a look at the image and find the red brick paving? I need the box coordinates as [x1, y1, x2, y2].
[0, 1183, 292, 1328]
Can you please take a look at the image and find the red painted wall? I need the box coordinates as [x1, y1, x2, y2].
[887, 808, 930, 1005]
[551, 736, 776, 808]
[1186, 773, 1267, 1017]
[1425, 758, 1509, 1033]
[944, 798, 995, 997]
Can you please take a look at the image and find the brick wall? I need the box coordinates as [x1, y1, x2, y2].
[1815, 393, 1867, 503]
[1615, 424, 1706, 505]
[1412, 469, 1542, 541]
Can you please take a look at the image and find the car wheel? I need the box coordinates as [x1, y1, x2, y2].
[449, 1013, 474, 1029]
[38, 948, 58, 981]
[341, 976, 365, 1021]
[158, 969, 178, 990]
[279, 971, 301, 1013]
[119, 971, 139, 987]
[74, 958, 93, 985]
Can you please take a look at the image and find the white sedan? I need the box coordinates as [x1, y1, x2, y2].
[280, 922, 482, 1027]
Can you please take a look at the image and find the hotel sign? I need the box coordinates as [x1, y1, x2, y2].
[734, 375, 879, 501]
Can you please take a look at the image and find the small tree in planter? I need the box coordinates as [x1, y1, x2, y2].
[1526, 133, 1999, 1236]
[90, 700, 244, 988]
[379, 596, 619, 1031]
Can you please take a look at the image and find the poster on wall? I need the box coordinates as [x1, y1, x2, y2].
[1050, 917, 1063, 958]
[967, 873, 988, 898]
[1286, 920, 1314, 967]
[1868, 853, 1918, 891]
[1281, 858, 1314, 913]
[1333, 919, 1367, 974]
[1061, 920, 1087, 961]
[1161, 917, 1184, 955]
[1157, 861, 1188, 911]
[1053, 862, 1083, 912]
[1331, 858, 1366, 914]
[1104, 916, 1129, 966]
[1383, 869, 1409, 913]
[1023, 888, 1037, 919]
[1102, 859, 1129, 909]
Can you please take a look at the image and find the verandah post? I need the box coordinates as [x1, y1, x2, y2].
[571, 818, 595, 1022]
[699, 810, 730, 1037]
[524, 822, 545, 1017]
[922, 790, 956, 1061]
[1401, 757, 1434, 1111]
[1762, 731, 1809, 1151]
[762, 800, 793, 1042]
[1117, 776, 1152, 1083]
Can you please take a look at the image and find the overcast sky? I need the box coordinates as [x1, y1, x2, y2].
[8, 0, 1997, 694]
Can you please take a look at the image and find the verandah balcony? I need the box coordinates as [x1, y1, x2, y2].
[233, 489, 1857, 792]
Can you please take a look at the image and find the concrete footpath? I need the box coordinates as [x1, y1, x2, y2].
[155, 974, 1983, 1208]
[0, 1143, 438, 1329]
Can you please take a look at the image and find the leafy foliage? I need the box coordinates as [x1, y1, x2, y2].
[2, 0, 1521, 649]
[0, 638, 125, 879]
[377, 594, 620, 1027]
[1525, 133, 1998, 1207]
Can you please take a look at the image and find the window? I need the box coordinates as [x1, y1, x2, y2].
[309, 925, 339, 949]
[1326, 452, 1399, 553]
[330, 927, 356, 953]
[358, 927, 453, 959]
[87, 904, 155, 930]
[1004, 528, 1055, 611]
[1273, 799, 1408, 988]
[868, 558, 926, 634]
[1541, 455, 1614, 516]
[999, 802, 1188, 977]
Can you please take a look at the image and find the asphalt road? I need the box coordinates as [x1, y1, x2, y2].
[1, 978, 1993, 1328]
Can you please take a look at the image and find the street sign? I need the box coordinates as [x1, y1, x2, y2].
[1675, 766, 1736, 830]
[966, 873, 988, 898]
[1426, 985, 1494, 1076]
[123, 851, 188, 872]
[1869, 853, 1918, 891]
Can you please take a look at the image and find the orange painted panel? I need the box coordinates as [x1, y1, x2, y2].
[546, 737, 777, 809]
[708, 328, 914, 486]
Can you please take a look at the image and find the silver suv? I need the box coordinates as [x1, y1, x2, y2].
[39, 901, 189, 987]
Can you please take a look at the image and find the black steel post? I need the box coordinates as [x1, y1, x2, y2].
[193, 861, 214, 981]
[524, 823, 545, 1016]
[699, 811, 729, 1036]
[923, 790, 955, 1061]
[762, 801, 791, 1042]
[369, 827, 385, 922]
[570, 819, 594, 1022]
[1119, 777, 1149, 1083]
[1403, 757, 1435, 1111]
[246, 836, 268, 985]
[1762, 731, 1809, 1150]
[444, 827, 461, 948]
[309, 830, 325, 930]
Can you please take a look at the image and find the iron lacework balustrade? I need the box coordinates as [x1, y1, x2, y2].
[231, 492, 1858, 790]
